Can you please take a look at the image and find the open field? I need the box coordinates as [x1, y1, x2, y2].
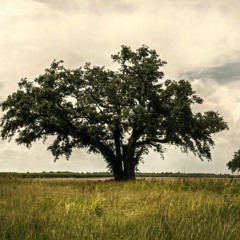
[0, 177, 240, 240]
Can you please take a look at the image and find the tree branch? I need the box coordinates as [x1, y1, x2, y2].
[136, 137, 169, 146]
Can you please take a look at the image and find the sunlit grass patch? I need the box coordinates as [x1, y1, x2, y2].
[0, 178, 239, 239]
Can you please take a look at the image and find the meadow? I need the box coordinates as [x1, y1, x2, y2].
[0, 177, 239, 240]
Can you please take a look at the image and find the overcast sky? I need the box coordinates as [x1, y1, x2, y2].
[1, 0, 240, 174]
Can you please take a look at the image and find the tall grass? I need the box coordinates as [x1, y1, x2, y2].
[0, 177, 239, 240]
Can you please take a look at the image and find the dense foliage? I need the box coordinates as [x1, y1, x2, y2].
[227, 149, 240, 173]
[0, 45, 228, 180]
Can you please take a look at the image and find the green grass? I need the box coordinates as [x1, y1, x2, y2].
[0, 178, 239, 240]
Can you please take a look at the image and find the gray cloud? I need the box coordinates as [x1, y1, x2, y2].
[181, 61, 240, 83]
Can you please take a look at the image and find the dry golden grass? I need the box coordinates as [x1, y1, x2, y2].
[0, 177, 239, 240]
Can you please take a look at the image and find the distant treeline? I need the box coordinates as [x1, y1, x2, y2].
[0, 172, 111, 179]
[0, 171, 238, 179]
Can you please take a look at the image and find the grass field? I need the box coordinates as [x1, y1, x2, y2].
[0, 177, 240, 240]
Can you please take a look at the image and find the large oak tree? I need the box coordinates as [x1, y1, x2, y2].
[0, 45, 228, 180]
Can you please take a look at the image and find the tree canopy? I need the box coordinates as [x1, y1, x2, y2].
[227, 149, 240, 173]
[0, 45, 228, 180]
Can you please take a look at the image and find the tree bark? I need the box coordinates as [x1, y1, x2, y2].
[112, 160, 124, 181]
[123, 159, 136, 180]
[121, 144, 137, 180]
[112, 159, 136, 181]
[112, 128, 124, 181]
[109, 133, 138, 181]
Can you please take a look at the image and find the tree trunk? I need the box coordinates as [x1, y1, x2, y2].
[112, 165, 124, 181]
[123, 159, 136, 180]
[112, 158, 136, 181]
[111, 157, 125, 181]
[121, 144, 136, 180]
[110, 140, 137, 181]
